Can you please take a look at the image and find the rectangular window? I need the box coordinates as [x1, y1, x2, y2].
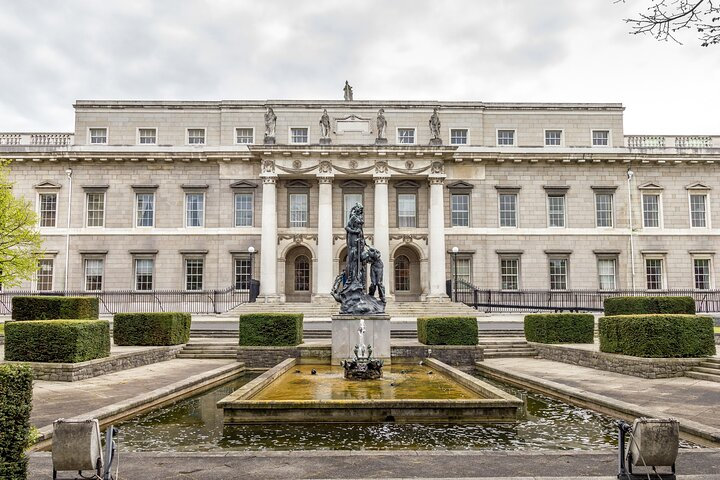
[84, 258, 104, 291]
[694, 258, 712, 290]
[36, 259, 53, 291]
[454, 257, 471, 286]
[497, 129, 515, 146]
[690, 194, 708, 228]
[451, 193, 470, 227]
[397, 193, 417, 227]
[185, 193, 205, 227]
[187, 128, 205, 144]
[39, 193, 57, 227]
[595, 193, 613, 227]
[645, 258, 664, 290]
[235, 128, 254, 144]
[234, 258, 252, 291]
[592, 130, 609, 146]
[344, 193, 363, 224]
[136, 193, 155, 227]
[597, 258, 617, 290]
[290, 127, 309, 144]
[289, 193, 309, 227]
[397, 128, 415, 144]
[545, 130, 562, 146]
[138, 128, 157, 144]
[135, 258, 154, 291]
[500, 258, 519, 290]
[642, 194, 660, 227]
[547, 195, 566, 227]
[86, 192, 105, 227]
[499, 193, 518, 227]
[549, 258, 568, 290]
[185, 258, 204, 291]
[234, 193, 253, 227]
[450, 129, 468, 145]
[90, 128, 107, 144]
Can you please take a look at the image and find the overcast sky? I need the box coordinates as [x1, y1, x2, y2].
[0, 0, 717, 135]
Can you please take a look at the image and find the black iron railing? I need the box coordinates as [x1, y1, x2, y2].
[450, 280, 720, 313]
[0, 280, 259, 315]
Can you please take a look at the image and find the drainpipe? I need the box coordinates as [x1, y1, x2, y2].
[627, 168, 636, 291]
[64, 167, 73, 290]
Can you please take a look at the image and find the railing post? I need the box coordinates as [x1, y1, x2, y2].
[213, 289, 220, 315]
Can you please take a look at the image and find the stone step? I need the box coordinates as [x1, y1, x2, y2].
[691, 367, 720, 376]
[176, 353, 237, 359]
[484, 351, 537, 358]
[483, 347, 536, 353]
[686, 371, 720, 383]
[698, 361, 720, 370]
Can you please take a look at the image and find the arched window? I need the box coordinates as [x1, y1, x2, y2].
[294, 255, 310, 291]
[394, 255, 410, 291]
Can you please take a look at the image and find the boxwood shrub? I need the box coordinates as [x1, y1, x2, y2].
[599, 314, 715, 358]
[4, 320, 110, 363]
[417, 316, 478, 345]
[11, 296, 99, 321]
[0, 364, 33, 480]
[604, 296, 695, 316]
[113, 312, 191, 346]
[239, 313, 303, 346]
[524, 313, 595, 344]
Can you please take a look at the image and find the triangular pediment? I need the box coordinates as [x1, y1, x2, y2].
[395, 180, 420, 189]
[686, 182, 711, 190]
[638, 182, 664, 190]
[334, 114, 370, 122]
[286, 179, 310, 188]
[34, 180, 61, 189]
[229, 180, 258, 189]
[447, 181, 474, 190]
[341, 180, 366, 189]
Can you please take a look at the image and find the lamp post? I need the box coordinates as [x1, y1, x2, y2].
[247, 246, 256, 301]
[451, 246, 459, 302]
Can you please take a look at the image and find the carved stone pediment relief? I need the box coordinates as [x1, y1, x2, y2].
[334, 114, 371, 134]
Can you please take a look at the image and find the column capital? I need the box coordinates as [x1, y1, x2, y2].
[373, 175, 389, 184]
[261, 175, 278, 184]
[428, 176, 446, 186]
[317, 175, 334, 184]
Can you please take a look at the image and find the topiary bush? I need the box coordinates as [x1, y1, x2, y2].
[11, 296, 99, 321]
[524, 313, 595, 344]
[239, 313, 303, 346]
[604, 296, 695, 316]
[599, 314, 715, 358]
[417, 316, 478, 345]
[113, 312, 191, 346]
[4, 320, 110, 363]
[0, 364, 33, 480]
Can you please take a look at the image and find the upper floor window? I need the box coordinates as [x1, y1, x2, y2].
[500, 257, 520, 290]
[545, 130, 562, 146]
[89, 128, 107, 144]
[597, 258, 617, 290]
[138, 128, 157, 145]
[289, 193, 309, 227]
[135, 258, 154, 291]
[136, 192, 155, 227]
[187, 128, 206, 145]
[547, 194, 566, 227]
[397, 128, 416, 145]
[290, 127, 309, 144]
[450, 129, 468, 145]
[185, 193, 205, 227]
[451, 193, 470, 227]
[645, 258, 664, 290]
[86, 192, 105, 227]
[234, 193, 253, 227]
[84, 258, 104, 291]
[694, 258, 712, 290]
[549, 258, 568, 290]
[498, 193, 518, 227]
[592, 130, 610, 146]
[642, 193, 661, 228]
[497, 129, 515, 146]
[39, 193, 57, 227]
[689, 193, 708, 228]
[595, 193, 614, 227]
[235, 128, 254, 144]
[397, 193, 417, 227]
[344, 193, 363, 224]
[36, 259, 54, 291]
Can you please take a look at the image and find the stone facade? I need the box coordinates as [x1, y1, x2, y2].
[2, 99, 720, 302]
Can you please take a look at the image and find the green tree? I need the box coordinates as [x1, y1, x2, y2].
[0, 159, 43, 288]
[623, 0, 720, 46]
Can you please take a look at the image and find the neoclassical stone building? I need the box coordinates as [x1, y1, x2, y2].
[1, 96, 719, 303]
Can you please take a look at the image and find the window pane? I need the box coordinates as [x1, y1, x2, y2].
[234, 193, 253, 227]
[595, 193, 613, 227]
[450, 129, 467, 145]
[236, 128, 253, 144]
[592, 130, 609, 146]
[694, 259, 711, 290]
[597, 258, 616, 290]
[394, 255, 410, 291]
[36, 259, 53, 291]
[186, 193, 204, 227]
[500, 258, 519, 290]
[185, 259, 204, 290]
[86, 192, 105, 227]
[235, 258, 252, 291]
[90, 128, 107, 144]
[497, 130, 515, 146]
[344, 193, 363, 224]
[645, 259, 663, 290]
[398, 193, 416, 227]
[135, 258, 154, 291]
[545, 130, 562, 146]
[84, 258, 104, 291]
[39, 193, 57, 227]
[139, 128, 156, 144]
[455, 258, 471, 287]
[548, 195, 566, 227]
[188, 129, 205, 144]
[499, 193, 517, 227]
[398, 128, 415, 144]
[642, 194, 660, 227]
[290, 128, 308, 144]
[451, 193, 469, 227]
[549, 259, 567, 290]
[136, 193, 155, 227]
[294, 255, 310, 291]
[289, 193, 308, 227]
[690, 194, 707, 227]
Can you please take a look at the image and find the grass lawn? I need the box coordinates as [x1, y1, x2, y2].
[0, 323, 4, 335]
[716, 326, 720, 334]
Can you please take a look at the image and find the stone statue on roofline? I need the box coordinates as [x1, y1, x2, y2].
[264, 107, 277, 144]
[343, 81, 353, 101]
[319, 109, 331, 138]
[429, 108, 442, 145]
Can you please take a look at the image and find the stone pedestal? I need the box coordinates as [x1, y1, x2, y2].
[263, 136, 276, 145]
[375, 138, 388, 145]
[429, 138, 442, 146]
[319, 137, 332, 145]
[331, 314, 391, 365]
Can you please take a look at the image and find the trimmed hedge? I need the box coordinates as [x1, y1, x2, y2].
[113, 312, 191, 346]
[239, 313, 303, 346]
[604, 296, 695, 316]
[0, 364, 33, 480]
[417, 316, 478, 345]
[599, 314, 715, 358]
[11, 296, 99, 321]
[4, 320, 110, 363]
[524, 313, 595, 344]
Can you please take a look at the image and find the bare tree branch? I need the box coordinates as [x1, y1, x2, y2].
[621, 0, 720, 46]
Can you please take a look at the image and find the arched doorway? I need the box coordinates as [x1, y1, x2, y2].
[285, 245, 312, 302]
[392, 246, 421, 301]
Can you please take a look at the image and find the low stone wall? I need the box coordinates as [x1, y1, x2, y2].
[7, 345, 183, 381]
[391, 345, 483, 367]
[0, 334, 4, 346]
[530, 342, 705, 379]
[237, 346, 300, 369]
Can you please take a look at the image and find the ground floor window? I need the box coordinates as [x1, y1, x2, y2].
[694, 258, 711, 290]
[135, 258, 154, 291]
[185, 258, 204, 291]
[549, 258, 568, 290]
[36, 259, 54, 291]
[294, 255, 310, 291]
[645, 258, 664, 290]
[84, 259, 104, 291]
[597, 258, 617, 290]
[500, 258, 519, 290]
[235, 257, 252, 291]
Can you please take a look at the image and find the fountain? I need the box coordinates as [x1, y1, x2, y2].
[340, 319, 383, 380]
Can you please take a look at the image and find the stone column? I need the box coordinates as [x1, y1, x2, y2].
[259, 166, 279, 302]
[315, 175, 334, 296]
[427, 165, 448, 300]
[373, 174, 391, 291]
